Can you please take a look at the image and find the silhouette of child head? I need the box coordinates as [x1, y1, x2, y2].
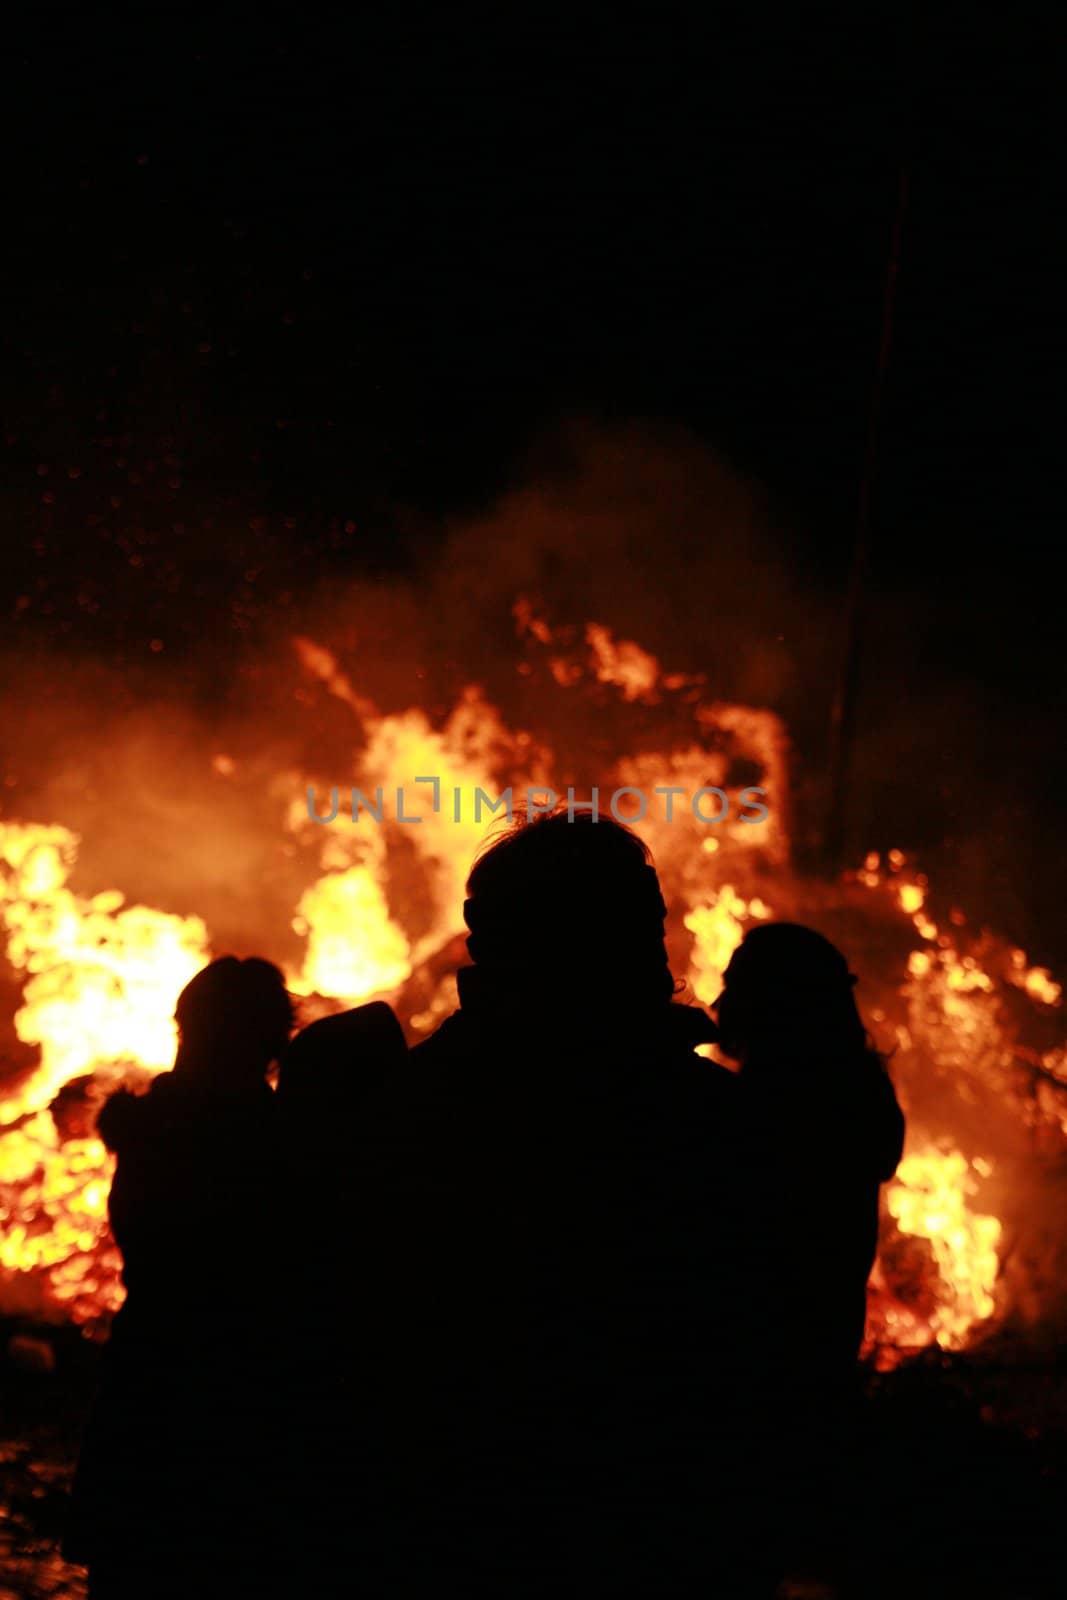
[174, 956, 293, 1088]
[276, 1001, 407, 1118]
[714, 922, 866, 1065]
[463, 809, 675, 1018]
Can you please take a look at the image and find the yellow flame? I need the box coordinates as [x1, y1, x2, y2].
[0, 1111, 123, 1323]
[2, 634, 1060, 1355]
[292, 867, 411, 1002]
[1008, 949, 1062, 1007]
[0, 824, 211, 1323]
[683, 884, 769, 1005]
[0, 824, 210, 1123]
[885, 1147, 1002, 1349]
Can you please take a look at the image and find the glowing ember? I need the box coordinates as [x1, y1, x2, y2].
[586, 622, 661, 702]
[1008, 949, 1062, 1007]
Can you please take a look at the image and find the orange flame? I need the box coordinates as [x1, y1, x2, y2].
[874, 1146, 1003, 1354]
[0, 823, 210, 1123]
[1, 623, 1063, 1350]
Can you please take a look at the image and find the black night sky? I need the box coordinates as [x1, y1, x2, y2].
[3, 13, 1063, 953]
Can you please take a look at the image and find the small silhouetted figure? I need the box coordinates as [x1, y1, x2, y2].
[68, 957, 293, 1600]
[356, 812, 754, 1596]
[273, 1002, 408, 1594]
[713, 922, 906, 1591]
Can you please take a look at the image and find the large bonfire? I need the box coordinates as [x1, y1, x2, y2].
[1, 609, 1064, 1364]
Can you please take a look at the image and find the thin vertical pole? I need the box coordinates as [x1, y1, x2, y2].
[825, 165, 910, 869]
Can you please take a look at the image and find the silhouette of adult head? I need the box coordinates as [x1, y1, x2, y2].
[173, 955, 293, 1089]
[462, 808, 675, 1026]
[276, 1001, 407, 1120]
[714, 922, 866, 1066]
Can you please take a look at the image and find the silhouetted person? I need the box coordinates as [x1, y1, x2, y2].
[355, 812, 757, 1596]
[273, 1001, 408, 1594]
[68, 957, 293, 1600]
[713, 923, 906, 1591]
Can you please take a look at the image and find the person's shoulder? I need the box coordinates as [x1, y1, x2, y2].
[642, 1045, 739, 1149]
[362, 1011, 466, 1131]
[412, 1011, 486, 1075]
[662, 1043, 733, 1088]
[701, 1056, 740, 1100]
[408, 1011, 471, 1073]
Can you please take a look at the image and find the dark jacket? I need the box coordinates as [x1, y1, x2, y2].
[101, 1073, 278, 1312]
[736, 1047, 905, 1379]
[733, 1047, 905, 1580]
[352, 994, 748, 1594]
[272, 1003, 409, 1592]
[67, 1072, 282, 1593]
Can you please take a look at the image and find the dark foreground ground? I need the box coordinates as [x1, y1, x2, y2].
[2, 1324, 1065, 1600]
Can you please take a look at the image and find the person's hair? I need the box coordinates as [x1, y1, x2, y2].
[174, 956, 294, 1082]
[463, 807, 676, 1012]
[717, 922, 884, 1068]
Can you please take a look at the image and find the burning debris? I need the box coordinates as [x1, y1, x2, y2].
[1, 618, 1064, 1359]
